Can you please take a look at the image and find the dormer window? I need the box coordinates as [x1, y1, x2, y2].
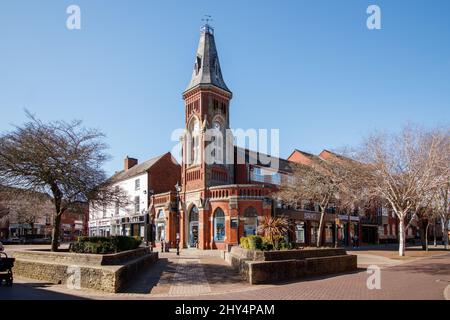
[195, 56, 202, 75]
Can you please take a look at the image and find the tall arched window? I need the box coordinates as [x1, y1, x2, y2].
[244, 207, 258, 236]
[212, 121, 223, 164]
[188, 118, 201, 166]
[188, 205, 199, 247]
[213, 208, 225, 241]
[156, 209, 166, 242]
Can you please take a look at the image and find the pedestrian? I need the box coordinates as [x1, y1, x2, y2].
[354, 234, 359, 248]
[351, 234, 355, 248]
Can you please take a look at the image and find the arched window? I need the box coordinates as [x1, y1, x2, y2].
[188, 205, 199, 247]
[156, 209, 166, 242]
[213, 208, 225, 241]
[243, 207, 258, 236]
[188, 118, 201, 166]
[211, 121, 223, 164]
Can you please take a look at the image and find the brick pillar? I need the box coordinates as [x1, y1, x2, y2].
[179, 208, 186, 248]
[198, 208, 206, 250]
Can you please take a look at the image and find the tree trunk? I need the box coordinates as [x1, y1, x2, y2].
[398, 216, 406, 257]
[442, 218, 449, 250]
[425, 222, 430, 252]
[433, 220, 437, 247]
[419, 221, 426, 251]
[316, 210, 325, 247]
[30, 222, 35, 237]
[51, 213, 62, 252]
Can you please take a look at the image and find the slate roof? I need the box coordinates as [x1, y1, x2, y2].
[185, 24, 231, 94]
[109, 153, 168, 183]
[235, 146, 293, 173]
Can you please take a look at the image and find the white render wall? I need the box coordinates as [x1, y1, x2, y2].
[89, 172, 149, 222]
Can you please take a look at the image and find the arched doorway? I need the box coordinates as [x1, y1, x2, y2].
[213, 208, 225, 241]
[244, 207, 258, 236]
[188, 205, 199, 248]
[155, 209, 166, 242]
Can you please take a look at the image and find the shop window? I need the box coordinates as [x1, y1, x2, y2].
[325, 224, 333, 243]
[295, 222, 305, 243]
[310, 223, 319, 244]
[244, 207, 258, 236]
[214, 208, 225, 241]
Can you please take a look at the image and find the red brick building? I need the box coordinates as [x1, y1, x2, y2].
[147, 23, 419, 250]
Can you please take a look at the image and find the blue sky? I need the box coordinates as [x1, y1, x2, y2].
[1, 0, 449, 175]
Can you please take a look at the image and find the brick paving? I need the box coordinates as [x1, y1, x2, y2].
[168, 258, 211, 296]
[1, 246, 449, 300]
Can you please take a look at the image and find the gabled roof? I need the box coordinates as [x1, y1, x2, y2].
[109, 152, 175, 183]
[184, 24, 231, 94]
[287, 149, 321, 165]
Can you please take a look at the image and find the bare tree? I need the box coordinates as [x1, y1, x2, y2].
[0, 188, 53, 236]
[356, 126, 448, 256]
[277, 156, 361, 247]
[0, 112, 128, 251]
[434, 184, 449, 249]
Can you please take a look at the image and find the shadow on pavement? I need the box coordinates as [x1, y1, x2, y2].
[121, 258, 177, 294]
[0, 283, 89, 300]
[388, 256, 450, 276]
[266, 268, 367, 286]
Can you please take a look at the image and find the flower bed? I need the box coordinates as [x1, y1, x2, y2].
[69, 236, 141, 254]
[239, 235, 297, 251]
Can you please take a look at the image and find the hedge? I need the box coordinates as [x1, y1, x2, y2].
[239, 235, 297, 251]
[239, 235, 273, 251]
[70, 236, 142, 254]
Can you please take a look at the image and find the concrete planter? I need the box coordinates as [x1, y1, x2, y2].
[11, 247, 158, 293]
[224, 247, 357, 284]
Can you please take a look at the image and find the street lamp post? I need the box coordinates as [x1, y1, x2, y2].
[175, 182, 182, 256]
[143, 209, 149, 247]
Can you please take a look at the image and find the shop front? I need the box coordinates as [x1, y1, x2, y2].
[122, 215, 145, 239]
[337, 215, 361, 247]
[279, 209, 338, 246]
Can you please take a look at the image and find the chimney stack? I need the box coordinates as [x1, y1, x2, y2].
[124, 156, 138, 171]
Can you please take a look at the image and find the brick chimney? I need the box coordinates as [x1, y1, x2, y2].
[124, 156, 138, 171]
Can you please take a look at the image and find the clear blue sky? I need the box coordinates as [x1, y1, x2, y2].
[1, 0, 449, 175]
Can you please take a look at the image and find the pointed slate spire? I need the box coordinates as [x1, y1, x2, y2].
[185, 24, 231, 94]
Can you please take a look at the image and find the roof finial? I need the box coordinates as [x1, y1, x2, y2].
[201, 15, 214, 34]
[202, 14, 213, 25]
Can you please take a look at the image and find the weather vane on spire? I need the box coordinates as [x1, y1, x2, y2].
[202, 14, 213, 26]
[201, 15, 214, 34]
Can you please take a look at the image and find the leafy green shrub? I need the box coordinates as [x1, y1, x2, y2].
[247, 235, 263, 250]
[240, 236, 250, 249]
[261, 237, 274, 251]
[70, 236, 142, 254]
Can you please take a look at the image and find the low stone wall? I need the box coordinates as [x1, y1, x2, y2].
[12, 247, 150, 266]
[12, 248, 158, 293]
[263, 248, 347, 261]
[225, 246, 357, 284]
[246, 255, 357, 284]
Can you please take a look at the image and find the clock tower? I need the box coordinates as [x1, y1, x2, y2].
[180, 23, 234, 249]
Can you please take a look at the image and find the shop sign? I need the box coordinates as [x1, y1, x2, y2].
[230, 217, 238, 229]
[304, 212, 320, 221]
